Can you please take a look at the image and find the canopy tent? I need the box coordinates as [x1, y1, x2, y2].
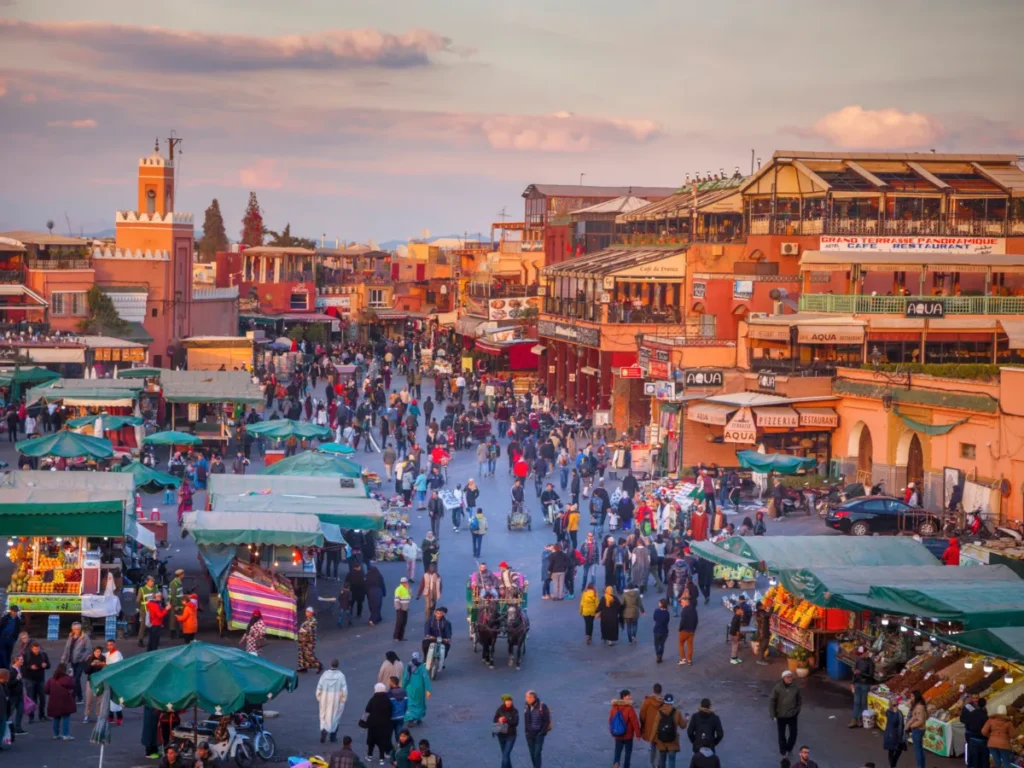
[67, 413, 145, 431]
[317, 442, 356, 455]
[244, 419, 331, 441]
[112, 460, 182, 493]
[159, 369, 263, 404]
[775, 564, 1021, 610]
[16, 430, 114, 459]
[114, 367, 163, 380]
[942, 627, 1024, 665]
[211, 494, 383, 530]
[0, 470, 134, 537]
[89, 641, 298, 714]
[855, 583, 1024, 630]
[142, 430, 202, 447]
[0, 366, 60, 400]
[182, 511, 325, 548]
[689, 535, 939, 572]
[26, 378, 144, 407]
[261, 450, 362, 478]
[736, 450, 818, 474]
[208, 473, 368, 499]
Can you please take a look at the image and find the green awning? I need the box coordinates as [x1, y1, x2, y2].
[0, 470, 133, 536]
[159, 370, 263, 404]
[182, 511, 325, 548]
[212, 494, 383, 530]
[737, 450, 817, 474]
[16, 430, 115, 459]
[142, 430, 202, 447]
[858, 583, 1024, 630]
[689, 535, 939, 572]
[67, 413, 145, 430]
[245, 419, 331, 441]
[776, 565, 1021, 609]
[116, 367, 163, 380]
[942, 627, 1024, 665]
[208, 473, 368, 499]
[112, 460, 182, 493]
[893, 406, 969, 437]
[261, 451, 362, 479]
[0, 367, 60, 389]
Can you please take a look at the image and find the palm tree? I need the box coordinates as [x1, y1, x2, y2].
[45, 219, 54, 235]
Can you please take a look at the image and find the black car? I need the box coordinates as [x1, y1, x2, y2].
[825, 495, 940, 537]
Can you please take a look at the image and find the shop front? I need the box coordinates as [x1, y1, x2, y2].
[745, 316, 866, 373]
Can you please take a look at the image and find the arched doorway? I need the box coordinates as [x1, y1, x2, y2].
[906, 434, 924, 488]
[848, 421, 873, 481]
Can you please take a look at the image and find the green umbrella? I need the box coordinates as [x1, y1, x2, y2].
[16, 430, 114, 459]
[115, 367, 163, 380]
[113, 460, 182, 493]
[89, 641, 298, 715]
[317, 442, 355, 455]
[262, 450, 361, 478]
[67, 413, 145, 431]
[736, 450, 817, 475]
[143, 430, 202, 447]
[245, 419, 331, 441]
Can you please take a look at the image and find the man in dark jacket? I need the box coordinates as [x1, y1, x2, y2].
[960, 693, 989, 768]
[427, 491, 445, 537]
[0, 605, 22, 669]
[523, 690, 551, 767]
[695, 557, 714, 605]
[677, 595, 699, 665]
[687, 698, 724, 754]
[769, 670, 802, 758]
[547, 546, 569, 600]
[850, 647, 876, 728]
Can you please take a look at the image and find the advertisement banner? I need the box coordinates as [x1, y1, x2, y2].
[820, 235, 1005, 255]
[489, 296, 540, 321]
[724, 407, 757, 444]
[647, 360, 670, 380]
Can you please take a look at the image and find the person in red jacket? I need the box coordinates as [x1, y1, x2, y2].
[942, 537, 961, 566]
[146, 594, 171, 652]
[609, 688, 642, 768]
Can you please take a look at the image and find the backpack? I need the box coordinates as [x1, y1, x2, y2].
[469, 516, 480, 532]
[609, 709, 628, 738]
[657, 708, 678, 743]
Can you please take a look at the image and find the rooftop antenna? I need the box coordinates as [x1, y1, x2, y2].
[579, 173, 586, 186]
[64, 213, 72, 236]
[166, 130, 183, 210]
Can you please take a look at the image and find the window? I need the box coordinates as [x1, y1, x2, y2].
[151, 307, 158, 317]
[369, 289, 387, 308]
[859, 500, 888, 514]
[290, 292, 308, 311]
[50, 292, 86, 317]
[960, 443, 976, 459]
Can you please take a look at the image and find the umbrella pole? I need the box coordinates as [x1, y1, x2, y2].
[98, 742, 104, 768]
[193, 703, 198, 753]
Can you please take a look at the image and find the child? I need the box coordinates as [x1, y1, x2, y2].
[607, 509, 620, 532]
[336, 585, 353, 628]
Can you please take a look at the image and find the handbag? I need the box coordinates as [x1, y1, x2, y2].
[491, 721, 508, 735]
[358, 713, 369, 729]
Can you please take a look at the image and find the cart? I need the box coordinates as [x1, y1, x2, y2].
[139, 518, 169, 548]
[465, 579, 529, 650]
[470, 420, 491, 441]
[507, 501, 531, 531]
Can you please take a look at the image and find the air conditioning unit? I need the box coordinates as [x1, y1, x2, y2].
[781, 242, 800, 256]
[747, 312, 769, 320]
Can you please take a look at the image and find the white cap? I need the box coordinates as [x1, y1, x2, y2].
[781, 670, 793, 678]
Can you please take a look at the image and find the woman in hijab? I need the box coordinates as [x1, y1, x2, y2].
[297, 607, 324, 674]
[364, 682, 394, 762]
[401, 652, 432, 727]
[365, 563, 386, 626]
[241, 610, 266, 656]
[598, 586, 624, 647]
[377, 650, 403, 686]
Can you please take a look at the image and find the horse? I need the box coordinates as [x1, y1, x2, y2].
[505, 605, 529, 670]
[476, 600, 501, 669]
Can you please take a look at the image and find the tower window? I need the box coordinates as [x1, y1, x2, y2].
[146, 188, 156, 215]
[151, 307, 158, 318]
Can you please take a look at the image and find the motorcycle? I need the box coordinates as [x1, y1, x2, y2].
[815, 479, 846, 518]
[173, 718, 255, 767]
[943, 505, 1024, 542]
[543, 499, 564, 526]
[234, 711, 275, 761]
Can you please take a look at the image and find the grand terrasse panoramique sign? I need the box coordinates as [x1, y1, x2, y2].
[819, 235, 1005, 255]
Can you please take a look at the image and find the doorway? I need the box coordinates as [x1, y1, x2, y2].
[906, 433, 924, 488]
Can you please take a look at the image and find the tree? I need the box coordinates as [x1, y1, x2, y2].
[78, 286, 130, 336]
[197, 199, 229, 262]
[45, 219, 54, 235]
[265, 223, 317, 250]
[240, 192, 264, 247]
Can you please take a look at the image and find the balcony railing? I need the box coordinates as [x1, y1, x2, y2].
[882, 219, 943, 236]
[607, 304, 682, 324]
[800, 293, 1024, 315]
[542, 297, 598, 321]
[0, 270, 24, 284]
[27, 258, 92, 270]
[949, 218, 1011, 236]
[748, 215, 1024, 237]
[467, 283, 538, 299]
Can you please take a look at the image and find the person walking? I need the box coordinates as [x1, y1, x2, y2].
[598, 586, 624, 647]
[174, 593, 199, 644]
[652, 598, 670, 663]
[727, 604, 744, 665]
[145, 592, 170, 652]
[882, 697, 906, 768]
[391, 728, 414, 766]
[849, 646, 875, 727]
[523, 690, 551, 768]
[0, 605, 22, 670]
[609, 689, 642, 768]
[377, 650, 403, 687]
[416, 563, 442, 621]
[547, 545, 568, 600]
[677, 594, 698, 666]
[7, 654, 26, 736]
[640, 684, 665, 767]
[103, 639, 124, 726]
[81, 646, 106, 723]
[469, 509, 487, 558]
[579, 583, 599, 644]
[769, 670, 802, 759]
[297, 607, 324, 674]
[393, 578, 411, 641]
[652, 693, 687, 768]
[907, 690, 928, 768]
[241, 610, 267, 656]
[45, 662, 76, 740]
[316, 659, 348, 744]
[401, 652, 432, 726]
[24, 640, 48, 724]
[364, 683, 394, 764]
[59, 621, 90, 703]
[366, 563, 387, 626]
[579, 533, 600, 589]
[621, 587, 645, 645]
[982, 704, 1015, 768]
[493, 694, 519, 768]
[686, 699, 724, 757]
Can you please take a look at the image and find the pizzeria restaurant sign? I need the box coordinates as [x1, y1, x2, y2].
[819, 235, 1005, 255]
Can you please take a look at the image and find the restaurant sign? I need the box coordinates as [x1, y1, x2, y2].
[820, 235, 1005, 255]
[489, 296, 540, 321]
[646, 360, 670, 380]
[537, 319, 600, 348]
[724, 407, 757, 444]
[682, 369, 723, 388]
[757, 372, 776, 391]
[796, 326, 865, 345]
[905, 301, 944, 318]
[692, 281, 706, 299]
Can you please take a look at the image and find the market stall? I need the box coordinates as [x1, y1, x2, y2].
[158, 369, 264, 443]
[244, 418, 332, 466]
[0, 471, 146, 621]
[260, 450, 362, 478]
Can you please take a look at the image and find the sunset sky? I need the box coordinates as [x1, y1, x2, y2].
[1, 0, 1021, 241]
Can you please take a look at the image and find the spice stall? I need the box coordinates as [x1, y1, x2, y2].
[0, 471, 151, 622]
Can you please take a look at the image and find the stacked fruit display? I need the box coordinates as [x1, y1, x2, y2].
[7, 563, 30, 593]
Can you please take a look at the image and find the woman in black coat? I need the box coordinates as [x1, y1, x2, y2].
[365, 684, 394, 760]
[365, 564, 386, 625]
[598, 586, 624, 646]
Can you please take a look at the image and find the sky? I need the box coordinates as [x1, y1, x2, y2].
[0, 0, 1022, 242]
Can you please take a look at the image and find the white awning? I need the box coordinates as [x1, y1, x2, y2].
[797, 325, 865, 345]
[25, 347, 86, 364]
[530, 345, 546, 355]
[798, 407, 839, 428]
[580, 365, 599, 376]
[1001, 320, 1024, 349]
[753, 407, 799, 428]
[686, 402, 736, 426]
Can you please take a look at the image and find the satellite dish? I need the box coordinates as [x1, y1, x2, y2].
[421, 228, 431, 241]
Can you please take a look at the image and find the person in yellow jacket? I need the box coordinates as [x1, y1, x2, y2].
[394, 577, 412, 642]
[579, 582, 599, 645]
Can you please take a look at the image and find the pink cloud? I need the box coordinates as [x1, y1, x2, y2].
[20, 92, 36, 103]
[480, 111, 661, 153]
[0, 77, 6, 97]
[804, 105, 947, 149]
[238, 159, 287, 190]
[46, 119, 97, 128]
[0, 19, 460, 72]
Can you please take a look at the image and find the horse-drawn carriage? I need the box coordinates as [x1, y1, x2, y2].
[465, 577, 530, 669]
